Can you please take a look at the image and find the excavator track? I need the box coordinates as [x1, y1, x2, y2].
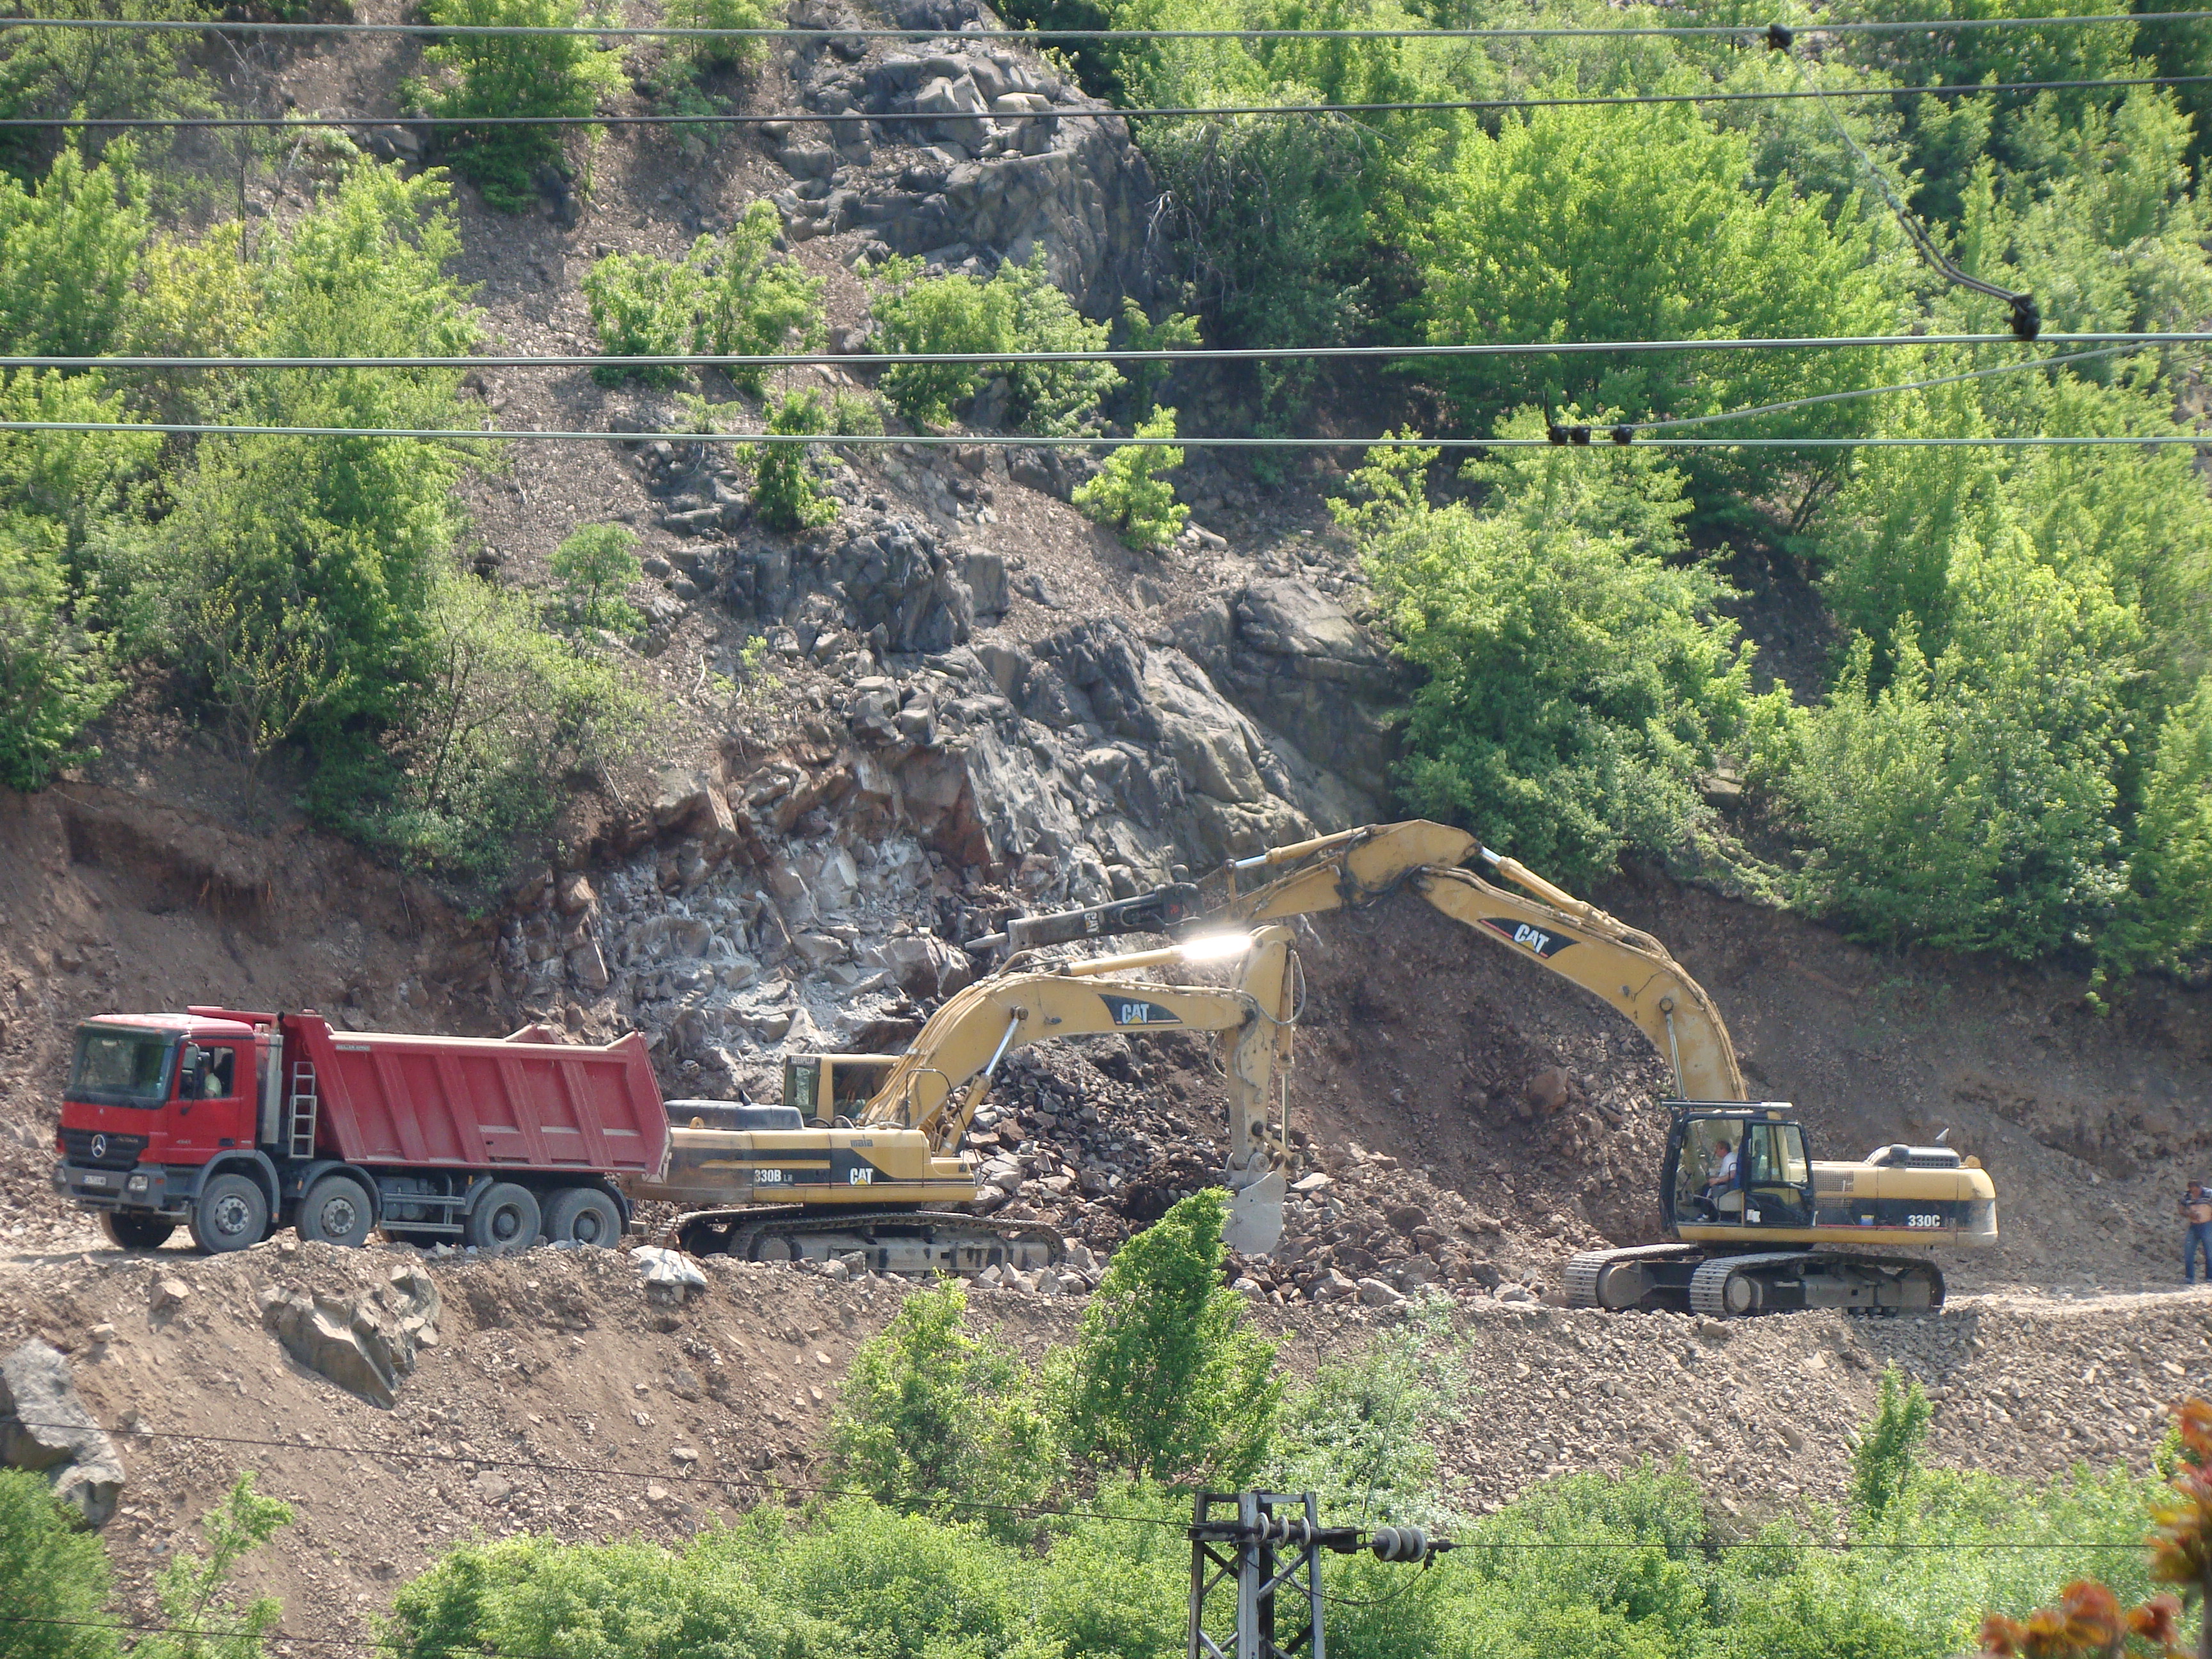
[1689, 1251, 1946, 1317]
[1564, 1244, 1704, 1310]
[666, 1206, 1064, 1276]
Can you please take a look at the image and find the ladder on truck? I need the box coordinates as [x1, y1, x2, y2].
[286, 1061, 319, 1158]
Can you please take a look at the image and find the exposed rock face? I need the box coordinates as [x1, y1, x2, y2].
[0, 1341, 125, 1527]
[772, 38, 1161, 314]
[261, 1265, 442, 1409]
[1173, 578, 1403, 806]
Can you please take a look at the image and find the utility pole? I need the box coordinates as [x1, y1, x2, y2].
[1187, 1491, 1447, 1659]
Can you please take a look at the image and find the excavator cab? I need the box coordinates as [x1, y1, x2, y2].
[1663, 1106, 1815, 1232]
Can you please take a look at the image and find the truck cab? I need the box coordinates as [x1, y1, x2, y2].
[55, 1011, 277, 1250]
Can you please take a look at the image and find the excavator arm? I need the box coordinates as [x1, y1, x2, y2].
[985, 821, 1747, 1103]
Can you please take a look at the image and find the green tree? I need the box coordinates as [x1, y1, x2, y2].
[129, 1473, 293, 1659]
[0, 143, 145, 357]
[1116, 299, 1201, 420]
[0, 1468, 114, 1659]
[1053, 1188, 1281, 1487]
[870, 251, 1121, 434]
[579, 250, 698, 389]
[550, 522, 643, 630]
[0, 0, 217, 179]
[417, 0, 624, 213]
[1073, 408, 1189, 550]
[583, 204, 823, 391]
[752, 389, 838, 532]
[826, 1278, 1060, 1535]
[662, 0, 775, 70]
[1341, 429, 1759, 886]
[1852, 1365, 1934, 1523]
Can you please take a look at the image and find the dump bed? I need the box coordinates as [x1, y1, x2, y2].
[284, 1013, 669, 1178]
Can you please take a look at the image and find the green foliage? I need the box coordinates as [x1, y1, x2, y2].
[1073, 407, 1188, 550]
[1053, 1188, 1281, 1487]
[826, 1278, 1059, 1537]
[1265, 1293, 1466, 1526]
[752, 389, 838, 532]
[0, 144, 145, 357]
[1116, 299, 1201, 419]
[551, 522, 643, 631]
[663, 0, 774, 70]
[869, 251, 1121, 433]
[0, 1468, 114, 1659]
[130, 1473, 293, 1659]
[0, 0, 218, 179]
[417, 0, 623, 213]
[316, 572, 648, 879]
[1341, 425, 1759, 886]
[582, 202, 824, 391]
[1852, 1366, 1934, 1522]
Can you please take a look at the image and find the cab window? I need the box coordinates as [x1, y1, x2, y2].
[179, 1043, 237, 1101]
[1674, 1118, 1745, 1223]
[1744, 1122, 1809, 1189]
[68, 1029, 174, 1105]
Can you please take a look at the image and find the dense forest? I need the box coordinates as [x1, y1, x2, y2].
[0, 0, 2206, 981]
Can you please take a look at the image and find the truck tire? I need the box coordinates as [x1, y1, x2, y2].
[298, 1175, 375, 1247]
[466, 1183, 541, 1254]
[543, 1187, 622, 1247]
[100, 1212, 176, 1251]
[190, 1173, 269, 1255]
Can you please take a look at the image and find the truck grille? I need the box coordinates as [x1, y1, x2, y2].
[60, 1128, 147, 1169]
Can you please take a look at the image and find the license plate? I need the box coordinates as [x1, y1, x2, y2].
[83, 1174, 111, 1188]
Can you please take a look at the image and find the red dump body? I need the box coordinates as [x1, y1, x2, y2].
[280, 1013, 669, 1176]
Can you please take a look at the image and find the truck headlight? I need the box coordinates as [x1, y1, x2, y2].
[127, 1174, 148, 1192]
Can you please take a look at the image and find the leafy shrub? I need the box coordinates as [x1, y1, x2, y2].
[826, 1278, 1059, 1537]
[1852, 1366, 1933, 1521]
[129, 1475, 293, 1659]
[1052, 1188, 1279, 1487]
[550, 522, 643, 630]
[1116, 298, 1201, 420]
[0, 1468, 114, 1659]
[417, 0, 624, 213]
[1073, 408, 1187, 550]
[0, 0, 217, 177]
[869, 250, 1121, 433]
[1340, 431, 1759, 886]
[752, 389, 838, 531]
[1764, 534, 2142, 961]
[662, 0, 774, 70]
[582, 202, 824, 391]
[0, 144, 146, 357]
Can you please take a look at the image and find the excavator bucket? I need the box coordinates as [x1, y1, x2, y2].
[1225, 1171, 1286, 1256]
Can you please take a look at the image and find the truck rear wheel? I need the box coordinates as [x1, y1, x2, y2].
[100, 1212, 176, 1251]
[190, 1173, 269, 1255]
[543, 1187, 621, 1247]
[298, 1175, 374, 1247]
[466, 1183, 541, 1254]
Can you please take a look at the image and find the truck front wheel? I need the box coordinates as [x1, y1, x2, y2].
[190, 1174, 269, 1254]
[466, 1183, 541, 1254]
[100, 1212, 177, 1251]
[298, 1175, 375, 1247]
[543, 1187, 622, 1247]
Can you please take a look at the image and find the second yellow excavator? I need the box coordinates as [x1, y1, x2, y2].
[984, 821, 1998, 1316]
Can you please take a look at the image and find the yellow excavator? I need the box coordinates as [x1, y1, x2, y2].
[633, 926, 1299, 1270]
[985, 821, 1998, 1315]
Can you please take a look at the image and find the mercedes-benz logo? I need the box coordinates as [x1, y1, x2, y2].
[90, 1134, 108, 1160]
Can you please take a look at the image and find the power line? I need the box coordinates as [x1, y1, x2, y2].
[0, 10, 2202, 38]
[1624, 343, 2145, 433]
[9, 72, 2208, 128]
[0, 417, 2204, 447]
[8, 330, 2209, 371]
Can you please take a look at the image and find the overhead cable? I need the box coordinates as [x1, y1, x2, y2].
[10, 72, 2209, 128]
[1772, 28, 2041, 338]
[8, 330, 2210, 373]
[1, 10, 2203, 38]
[0, 417, 2202, 447]
[1621, 342, 2145, 435]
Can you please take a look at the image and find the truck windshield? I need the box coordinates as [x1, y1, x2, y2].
[68, 1029, 174, 1107]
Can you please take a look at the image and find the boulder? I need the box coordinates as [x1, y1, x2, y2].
[637, 1245, 709, 1304]
[261, 1266, 441, 1410]
[0, 1342, 125, 1527]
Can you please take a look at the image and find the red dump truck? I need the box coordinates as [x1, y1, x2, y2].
[53, 1007, 669, 1255]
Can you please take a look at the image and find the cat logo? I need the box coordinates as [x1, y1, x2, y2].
[1103, 997, 1182, 1028]
[1480, 918, 1575, 958]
